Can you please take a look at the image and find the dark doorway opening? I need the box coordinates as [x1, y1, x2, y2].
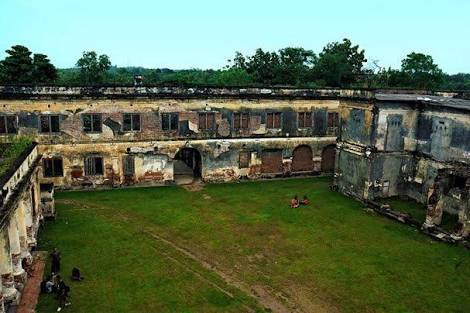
[174, 148, 202, 179]
[292, 145, 313, 173]
[31, 185, 36, 219]
[321, 145, 336, 173]
[261, 149, 283, 174]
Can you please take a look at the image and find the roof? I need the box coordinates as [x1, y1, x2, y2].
[375, 93, 470, 112]
[0, 86, 374, 100]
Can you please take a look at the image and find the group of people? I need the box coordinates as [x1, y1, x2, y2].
[290, 195, 310, 208]
[40, 248, 84, 312]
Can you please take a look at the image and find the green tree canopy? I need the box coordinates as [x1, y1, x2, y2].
[32, 53, 58, 83]
[312, 39, 367, 87]
[244, 48, 281, 85]
[277, 47, 316, 85]
[401, 52, 443, 89]
[0, 45, 33, 83]
[76, 51, 111, 84]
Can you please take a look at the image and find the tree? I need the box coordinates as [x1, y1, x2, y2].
[312, 39, 367, 87]
[0, 45, 33, 83]
[278, 47, 316, 85]
[76, 51, 111, 84]
[401, 52, 443, 89]
[233, 49, 280, 85]
[230, 51, 247, 70]
[32, 53, 58, 83]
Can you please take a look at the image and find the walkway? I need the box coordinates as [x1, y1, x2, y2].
[16, 251, 47, 313]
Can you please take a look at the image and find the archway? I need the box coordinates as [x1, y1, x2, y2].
[292, 145, 313, 173]
[321, 145, 336, 173]
[174, 148, 202, 179]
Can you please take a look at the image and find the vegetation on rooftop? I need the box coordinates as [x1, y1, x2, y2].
[1, 39, 470, 90]
[0, 137, 33, 179]
[37, 178, 470, 313]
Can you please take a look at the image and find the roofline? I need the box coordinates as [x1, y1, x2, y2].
[0, 86, 375, 101]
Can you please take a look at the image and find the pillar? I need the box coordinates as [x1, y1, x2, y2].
[24, 196, 36, 247]
[0, 230, 19, 305]
[7, 218, 25, 286]
[17, 203, 32, 264]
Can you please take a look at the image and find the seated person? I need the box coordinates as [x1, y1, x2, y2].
[300, 195, 310, 205]
[290, 195, 299, 208]
[71, 267, 84, 281]
[22, 258, 34, 277]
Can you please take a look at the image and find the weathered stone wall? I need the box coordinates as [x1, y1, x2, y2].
[0, 96, 340, 188]
[0, 98, 340, 142]
[38, 137, 335, 188]
[0, 145, 43, 310]
[335, 94, 470, 236]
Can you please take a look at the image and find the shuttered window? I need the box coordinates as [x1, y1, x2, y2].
[82, 114, 102, 132]
[43, 157, 63, 177]
[40, 115, 60, 133]
[298, 112, 312, 128]
[233, 113, 249, 130]
[239, 151, 250, 168]
[84, 156, 104, 176]
[161, 113, 179, 131]
[198, 113, 215, 130]
[327, 112, 339, 128]
[266, 112, 282, 129]
[123, 155, 135, 176]
[123, 113, 141, 131]
[0, 115, 17, 134]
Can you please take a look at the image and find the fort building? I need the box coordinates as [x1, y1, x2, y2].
[335, 93, 470, 237]
[0, 85, 468, 310]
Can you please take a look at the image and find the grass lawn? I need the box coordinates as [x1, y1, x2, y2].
[37, 177, 470, 313]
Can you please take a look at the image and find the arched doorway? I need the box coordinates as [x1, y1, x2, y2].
[292, 145, 313, 173]
[174, 148, 202, 180]
[321, 145, 336, 173]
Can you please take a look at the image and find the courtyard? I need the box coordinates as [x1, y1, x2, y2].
[37, 177, 470, 313]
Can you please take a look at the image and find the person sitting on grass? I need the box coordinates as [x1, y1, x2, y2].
[291, 195, 299, 208]
[300, 195, 310, 205]
[40, 274, 55, 294]
[71, 267, 84, 281]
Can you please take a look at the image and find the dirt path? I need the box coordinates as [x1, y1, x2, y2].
[56, 198, 338, 313]
[17, 251, 47, 313]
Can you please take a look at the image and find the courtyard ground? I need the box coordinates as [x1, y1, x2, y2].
[37, 177, 470, 313]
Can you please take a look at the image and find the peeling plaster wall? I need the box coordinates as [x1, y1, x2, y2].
[335, 149, 371, 199]
[0, 98, 340, 143]
[336, 97, 470, 234]
[0, 97, 340, 188]
[38, 137, 336, 188]
[339, 101, 374, 147]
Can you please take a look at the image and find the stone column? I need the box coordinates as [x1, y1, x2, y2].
[24, 190, 36, 247]
[17, 203, 32, 264]
[7, 218, 25, 286]
[0, 230, 19, 305]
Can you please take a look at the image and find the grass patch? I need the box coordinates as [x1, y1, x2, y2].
[379, 196, 427, 222]
[380, 197, 461, 232]
[0, 136, 33, 177]
[37, 177, 470, 313]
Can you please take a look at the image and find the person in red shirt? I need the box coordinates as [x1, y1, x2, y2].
[300, 195, 310, 205]
[291, 195, 299, 208]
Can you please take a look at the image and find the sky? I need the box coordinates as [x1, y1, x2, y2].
[1, 0, 469, 73]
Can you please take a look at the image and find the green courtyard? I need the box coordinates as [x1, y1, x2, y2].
[37, 177, 470, 313]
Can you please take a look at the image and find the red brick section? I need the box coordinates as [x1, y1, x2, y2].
[17, 252, 47, 313]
